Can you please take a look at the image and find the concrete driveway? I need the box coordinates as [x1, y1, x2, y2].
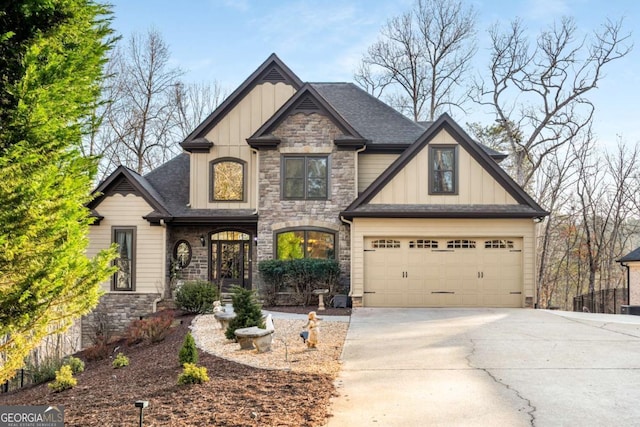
[326, 308, 640, 427]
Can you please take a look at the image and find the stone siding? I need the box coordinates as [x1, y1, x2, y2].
[257, 112, 355, 292]
[81, 292, 160, 348]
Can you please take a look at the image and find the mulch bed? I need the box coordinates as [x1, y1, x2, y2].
[0, 312, 340, 426]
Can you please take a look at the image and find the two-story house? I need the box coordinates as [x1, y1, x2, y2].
[84, 54, 547, 344]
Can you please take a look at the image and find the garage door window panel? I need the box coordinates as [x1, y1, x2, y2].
[484, 239, 514, 249]
[409, 239, 438, 249]
[447, 239, 476, 249]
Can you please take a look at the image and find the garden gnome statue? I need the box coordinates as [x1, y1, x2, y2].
[304, 311, 320, 349]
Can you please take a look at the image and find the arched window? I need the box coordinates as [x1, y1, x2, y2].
[210, 158, 245, 202]
[276, 228, 336, 260]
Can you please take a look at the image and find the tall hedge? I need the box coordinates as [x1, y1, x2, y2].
[259, 259, 340, 305]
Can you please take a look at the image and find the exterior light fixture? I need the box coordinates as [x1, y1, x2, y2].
[200, 234, 206, 247]
[135, 400, 148, 427]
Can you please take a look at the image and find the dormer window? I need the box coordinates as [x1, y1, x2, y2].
[210, 158, 245, 202]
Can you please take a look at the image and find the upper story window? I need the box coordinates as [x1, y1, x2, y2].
[429, 145, 457, 194]
[211, 158, 245, 202]
[113, 227, 136, 291]
[276, 228, 335, 259]
[282, 156, 328, 199]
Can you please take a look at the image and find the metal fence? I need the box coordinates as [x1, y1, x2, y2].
[573, 288, 628, 314]
[1, 369, 34, 394]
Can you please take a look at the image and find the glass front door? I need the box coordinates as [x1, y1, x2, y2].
[210, 231, 251, 292]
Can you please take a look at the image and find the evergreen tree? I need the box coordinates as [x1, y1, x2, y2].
[0, 0, 117, 383]
[225, 286, 264, 340]
[178, 332, 198, 366]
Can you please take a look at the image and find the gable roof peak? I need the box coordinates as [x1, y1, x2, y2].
[247, 83, 367, 148]
[181, 53, 303, 152]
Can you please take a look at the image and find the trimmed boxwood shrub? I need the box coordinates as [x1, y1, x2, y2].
[175, 280, 219, 313]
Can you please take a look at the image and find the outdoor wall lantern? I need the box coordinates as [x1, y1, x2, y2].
[199, 234, 206, 247]
[134, 400, 148, 427]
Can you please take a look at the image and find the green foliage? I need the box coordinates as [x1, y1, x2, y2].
[175, 280, 219, 313]
[64, 356, 85, 374]
[0, 0, 118, 383]
[112, 352, 129, 369]
[177, 363, 209, 385]
[26, 355, 65, 385]
[258, 259, 341, 305]
[48, 365, 77, 392]
[257, 260, 287, 306]
[225, 286, 264, 340]
[178, 332, 198, 366]
[126, 311, 174, 345]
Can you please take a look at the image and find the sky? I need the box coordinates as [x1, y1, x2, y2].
[106, 0, 640, 148]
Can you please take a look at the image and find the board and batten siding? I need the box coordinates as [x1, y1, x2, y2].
[87, 194, 165, 294]
[190, 82, 297, 209]
[358, 153, 399, 193]
[629, 262, 640, 305]
[350, 218, 537, 306]
[370, 129, 517, 205]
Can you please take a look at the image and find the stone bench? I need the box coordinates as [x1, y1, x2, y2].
[213, 312, 236, 330]
[234, 314, 275, 352]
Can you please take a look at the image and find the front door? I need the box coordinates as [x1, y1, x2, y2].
[210, 231, 252, 293]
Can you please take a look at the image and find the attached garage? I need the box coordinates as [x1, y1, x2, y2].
[340, 115, 548, 308]
[363, 236, 523, 307]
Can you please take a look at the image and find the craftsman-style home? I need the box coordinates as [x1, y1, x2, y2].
[84, 54, 547, 342]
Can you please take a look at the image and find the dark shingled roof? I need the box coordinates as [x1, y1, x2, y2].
[311, 83, 425, 145]
[144, 153, 190, 215]
[618, 247, 640, 263]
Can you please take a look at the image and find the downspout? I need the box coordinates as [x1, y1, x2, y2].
[340, 215, 354, 300]
[154, 219, 168, 312]
[338, 144, 367, 302]
[621, 262, 630, 305]
[252, 148, 259, 216]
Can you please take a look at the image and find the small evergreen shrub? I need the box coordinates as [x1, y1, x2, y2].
[48, 365, 77, 392]
[225, 286, 264, 340]
[179, 332, 198, 366]
[64, 356, 85, 374]
[177, 363, 209, 385]
[175, 280, 219, 313]
[112, 353, 129, 369]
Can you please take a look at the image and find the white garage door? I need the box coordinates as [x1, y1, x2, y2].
[363, 237, 523, 307]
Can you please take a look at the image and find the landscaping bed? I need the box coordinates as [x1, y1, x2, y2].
[0, 312, 345, 426]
